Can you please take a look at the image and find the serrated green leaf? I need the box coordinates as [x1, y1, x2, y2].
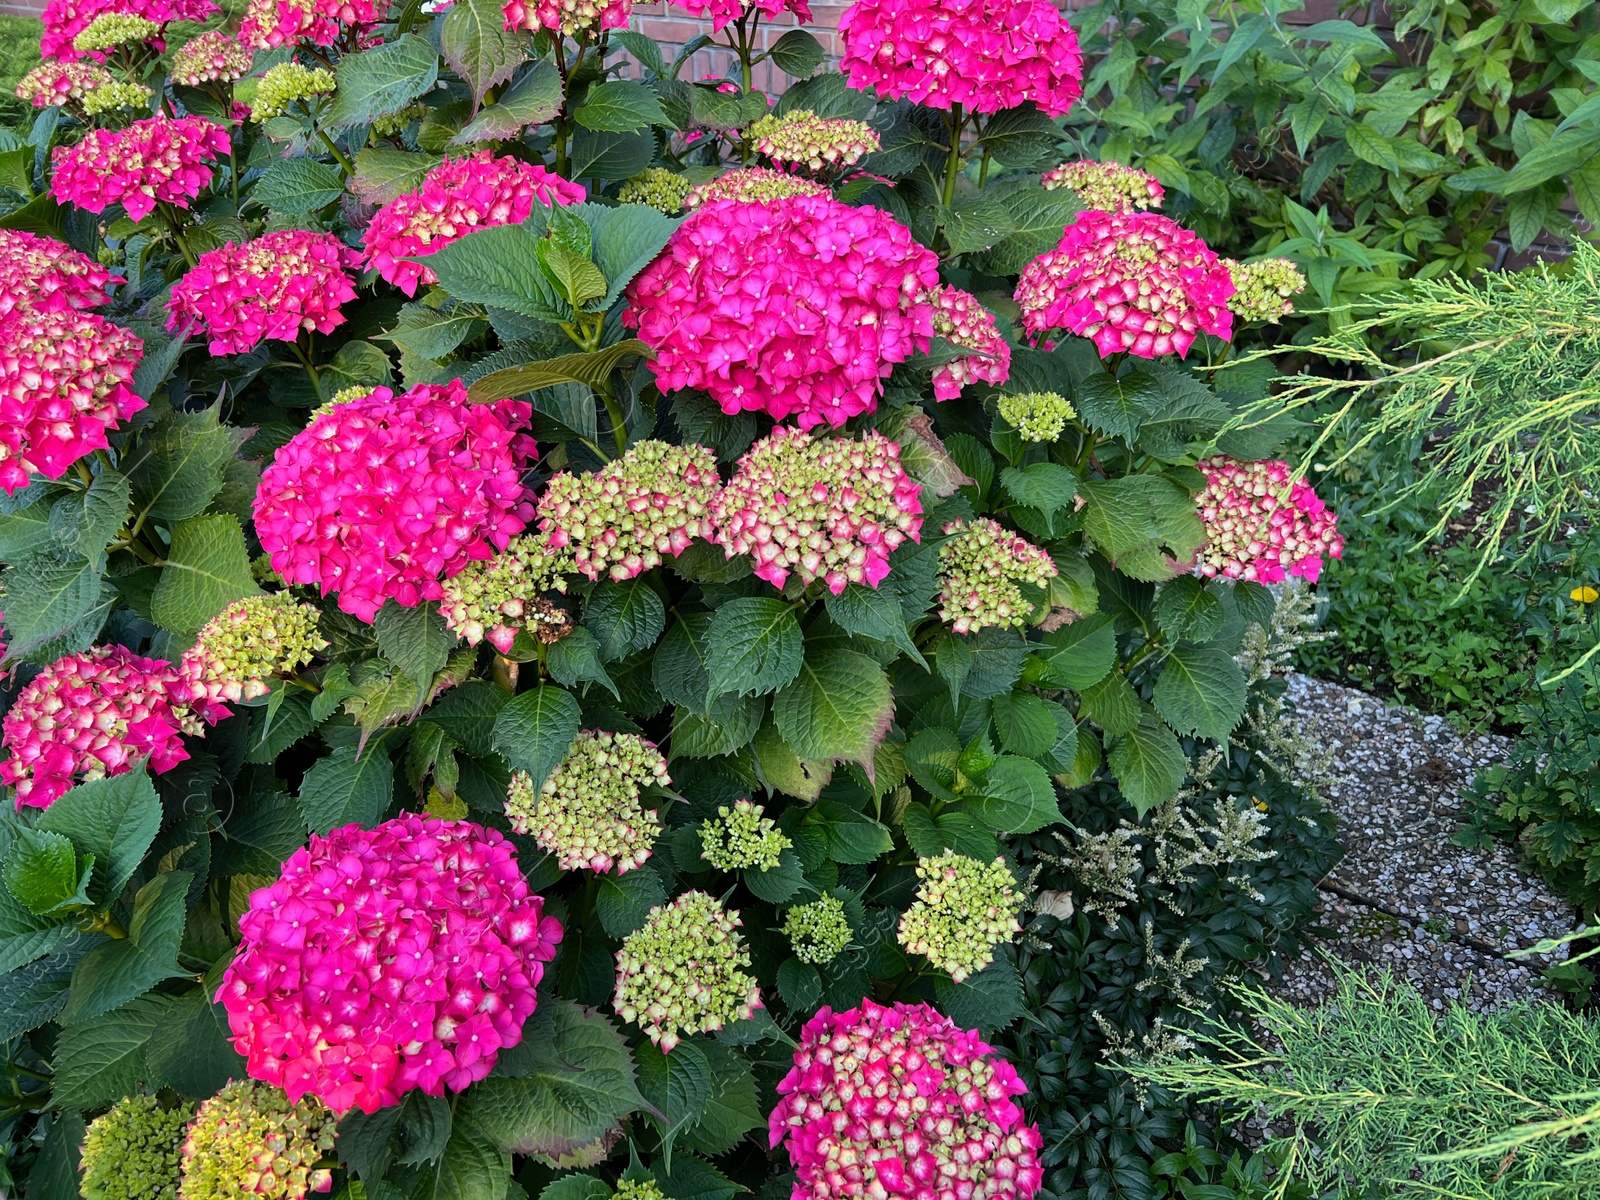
[824, 585, 926, 667]
[772, 647, 893, 775]
[212, 789, 307, 877]
[298, 741, 397, 835]
[150, 514, 261, 635]
[3, 827, 90, 917]
[440, 0, 526, 109]
[1000, 462, 1077, 523]
[492, 684, 580, 795]
[1152, 643, 1247, 741]
[128, 401, 249, 525]
[50, 993, 170, 1110]
[596, 865, 667, 938]
[653, 612, 714, 713]
[316, 341, 393, 403]
[932, 954, 1023, 1033]
[670, 692, 764, 759]
[59, 871, 191, 1024]
[411, 1121, 513, 1200]
[680, 1041, 761, 1157]
[990, 691, 1059, 758]
[252, 157, 345, 213]
[465, 340, 654, 402]
[349, 147, 442, 205]
[328, 34, 440, 129]
[1037, 613, 1116, 690]
[1075, 372, 1162, 443]
[586, 577, 666, 660]
[1154, 576, 1224, 644]
[51, 469, 129, 568]
[574, 80, 667, 132]
[455, 59, 562, 143]
[750, 720, 831, 803]
[37, 772, 161, 906]
[374, 600, 454, 689]
[1107, 714, 1186, 815]
[0, 553, 114, 665]
[964, 756, 1060, 834]
[705, 597, 803, 698]
[144, 984, 248, 1099]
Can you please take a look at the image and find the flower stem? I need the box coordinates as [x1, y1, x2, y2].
[315, 126, 353, 176]
[291, 336, 321, 392]
[941, 103, 965, 208]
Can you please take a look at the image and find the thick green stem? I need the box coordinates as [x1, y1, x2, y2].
[600, 386, 628, 455]
[157, 201, 197, 267]
[315, 126, 353, 176]
[941, 103, 965, 208]
[291, 336, 321, 392]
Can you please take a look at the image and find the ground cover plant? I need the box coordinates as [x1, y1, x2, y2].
[0, 1, 1360, 1198]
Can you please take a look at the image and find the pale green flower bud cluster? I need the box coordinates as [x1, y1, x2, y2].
[176, 592, 327, 718]
[936, 517, 1058, 635]
[1225, 257, 1307, 324]
[684, 167, 829, 208]
[251, 63, 335, 121]
[438, 535, 574, 653]
[748, 109, 880, 175]
[614, 1181, 668, 1200]
[782, 895, 853, 964]
[699, 798, 791, 871]
[83, 80, 154, 115]
[171, 31, 254, 87]
[997, 390, 1076, 443]
[618, 168, 692, 215]
[178, 1081, 337, 1200]
[81, 1095, 194, 1200]
[897, 852, 1023, 982]
[74, 13, 162, 53]
[370, 103, 428, 139]
[506, 729, 669, 873]
[614, 890, 762, 1051]
[1040, 159, 1164, 213]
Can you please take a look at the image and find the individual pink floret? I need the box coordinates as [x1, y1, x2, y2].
[711, 427, 923, 594]
[168, 230, 361, 356]
[253, 380, 538, 623]
[0, 229, 121, 318]
[925, 283, 1011, 400]
[839, 0, 1083, 117]
[363, 150, 585, 297]
[0, 305, 144, 495]
[624, 194, 939, 430]
[0, 646, 200, 810]
[1015, 209, 1235, 359]
[50, 115, 230, 224]
[219, 815, 564, 1115]
[770, 1000, 1045, 1200]
[1194, 456, 1343, 584]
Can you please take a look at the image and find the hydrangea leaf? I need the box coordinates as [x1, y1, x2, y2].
[990, 690, 1059, 759]
[680, 1041, 762, 1157]
[410, 1120, 513, 1200]
[128, 401, 249, 525]
[144, 983, 247, 1100]
[492, 684, 581, 796]
[440, 0, 526, 111]
[585, 578, 667, 661]
[931, 954, 1024, 1034]
[50, 992, 170, 1110]
[297, 739, 399, 836]
[253, 157, 345, 214]
[669, 693, 764, 759]
[327, 33, 440, 129]
[1107, 714, 1187, 815]
[705, 597, 803, 699]
[750, 720, 832, 803]
[3, 827, 91, 917]
[596, 866, 668, 939]
[772, 648, 894, 778]
[963, 755, 1061, 835]
[36, 771, 161, 906]
[349, 147, 443, 205]
[149, 514, 261, 635]
[58, 871, 191, 1025]
[0, 552, 114, 665]
[1154, 576, 1225, 644]
[1152, 643, 1248, 741]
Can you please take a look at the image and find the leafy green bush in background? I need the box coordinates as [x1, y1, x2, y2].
[0, 18, 40, 134]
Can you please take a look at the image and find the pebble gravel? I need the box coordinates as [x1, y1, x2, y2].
[1270, 674, 1576, 1012]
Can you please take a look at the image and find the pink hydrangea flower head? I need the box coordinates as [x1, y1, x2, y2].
[363, 151, 585, 297]
[1041, 160, 1164, 212]
[839, 0, 1083, 116]
[15, 60, 113, 108]
[624, 195, 939, 429]
[1015, 210, 1235, 359]
[682, 167, 829, 208]
[0, 305, 144, 494]
[771, 1000, 1044, 1200]
[0, 229, 121, 317]
[252, 380, 538, 623]
[937, 517, 1056, 634]
[503, 0, 629, 38]
[1194, 456, 1342, 584]
[925, 284, 1011, 400]
[178, 1080, 337, 1200]
[1, 645, 200, 810]
[239, 0, 384, 48]
[170, 30, 255, 86]
[710, 428, 923, 594]
[167, 230, 361, 356]
[748, 109, 880, 176]
[51, 115, 230, 224]
[668, 0, 809, 32]
[506, 729, 669, 873]
[219, 815, 564, 1115]
[40, 0, 217, 62]
[176, 593, 329, 725]
[614, 891, 761, 1051]
[538, 440, 722, 581]
[438, 535, 572, 653]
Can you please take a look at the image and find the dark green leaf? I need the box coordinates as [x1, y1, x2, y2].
[1107, 714, 1186, 815]
[705, 598, 804, 698]
[492, 684, 580, 794]
[328, 34, 441, 129]
[252, 157, 345, 213]
[440, 0, 527, 109]
[586, 578, 666, 660]
[150, 514, 261, 635]
[128, 402, 249, 524]
[766, 30, 826, 77]
[574, 80, 667, 132]
[1152, 644, 1247, 741]
[50, 993, 169, 1110]
[37, 772, 161, 905]
[772, 648, 893, 774]
[375, 600, 454, 689]
[596, 866, 667, 938]
[298, 742, 397, 835]
[59, 872, 191, 1024]
[964, 756, 1060, 834]
[3, 827, 90, 917]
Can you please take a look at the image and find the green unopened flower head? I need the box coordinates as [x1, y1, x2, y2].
[251, 63, 335, 120]
[178, 1080, 337, 1200]
[73, 12, 162, 53]
[897, 852, 1023, 982]
[370, 103, 427, 139]
[82, 80, 154, 115]
[997, 390, 1076, 443]
[936, 517, 1058, 635]
[618, 168, 692, 215]
[310, 385, 373, 418]
[81, 1094, 194, 1200]
[748, 109, 879, 175]
[506, 729, 669, 873]
[700, 798, 791, 871]
[684, 166, 829, 208]
[782, 895, 853, 965]
[614, 890, 762, 1051]
[438, 535, 573, 652]
[1225, 257, 1306, 324]
[176, 592, 327, 719]
[614, 1182, 668, 1200]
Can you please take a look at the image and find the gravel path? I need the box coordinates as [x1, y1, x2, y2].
[1272, 675, 1576, 1012]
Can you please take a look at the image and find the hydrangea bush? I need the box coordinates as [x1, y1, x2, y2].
[0, 1, 1342, 1197]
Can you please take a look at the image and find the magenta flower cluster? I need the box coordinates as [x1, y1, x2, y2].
[219, 815, 563, 1115]
[838, 0, 1083, 116]
[1016, 210, 1235, 360]
[0, 304, 144, 495]
[926, 284, 1011, 401]
[253, 380, 538, 622]
[669, 0, 809, 32]
[626, 195, 939, 429]
[770, 1000, 1045, 1200]
[50, 115, 230, 224]
[171, 30, 255, 86]
[168, 230, 361, 356]
[239, 0, 384, 49]
[0, 228, 120, 318]
[14, 60, 111, 108]
[1, 645, 199, 810]
[711, 428, 923, 593]
[1194, 456, 1343, 584]
[40, 0, 216, 61]
[363, 151, 585, 297]
[503, 0, 630, 38]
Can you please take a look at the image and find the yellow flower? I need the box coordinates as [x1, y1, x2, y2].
[1571, 586, 1599, 603]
